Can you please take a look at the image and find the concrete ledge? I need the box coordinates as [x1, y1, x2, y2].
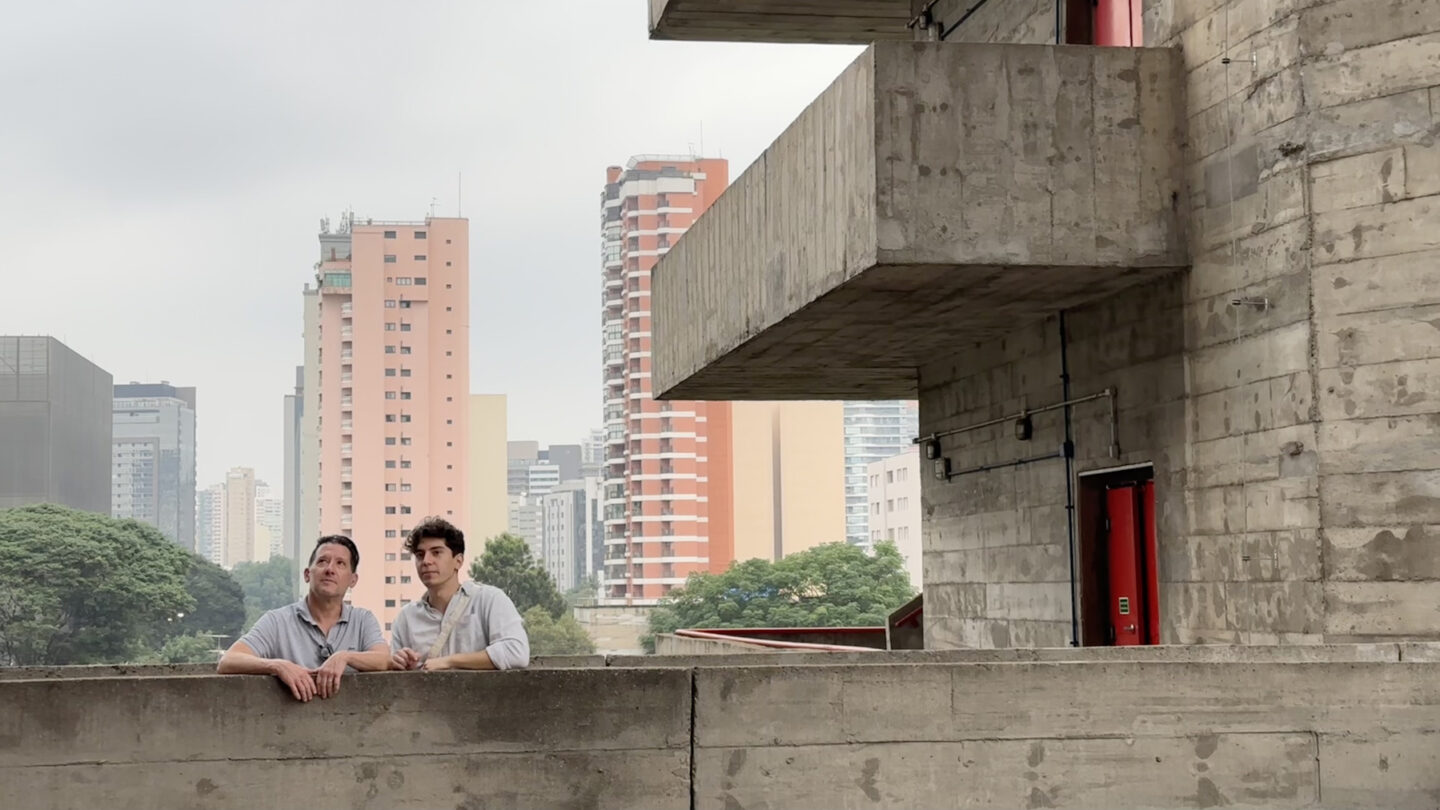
[652, 41, 1188, 400]
[6, 648, 1440, 808]
[648, 0, 912, 44]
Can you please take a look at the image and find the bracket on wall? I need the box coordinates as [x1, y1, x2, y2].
[1229, 296, 1270, 311]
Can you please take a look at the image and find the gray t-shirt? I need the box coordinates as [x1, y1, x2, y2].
[237, 599, 385, 670]
[390, 581, 530, 670]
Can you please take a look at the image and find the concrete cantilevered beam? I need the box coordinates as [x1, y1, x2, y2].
[648, 0, 914, 44]
[652, 42, 1188, 401]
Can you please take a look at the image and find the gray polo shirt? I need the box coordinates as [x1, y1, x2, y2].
[390, 581, 530, 670]
[237, 599, 385, 670]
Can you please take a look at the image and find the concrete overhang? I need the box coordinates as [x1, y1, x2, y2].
[648, 0, 913, 44]
[653, 42, 1188, 401]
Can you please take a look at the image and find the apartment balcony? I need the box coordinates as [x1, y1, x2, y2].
[651, 42, 1186, 401]
[648, 0, 910, 44]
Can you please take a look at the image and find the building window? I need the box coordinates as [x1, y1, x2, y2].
[385, 345, 396, 354]
[399, 300, 412, 308]
[385, 553, 396, 561]
[385, 622, 392, 631]
[385, 484, 396, 492]
[397, 278, 412, 287]
[401, 506, 412, 514]
[386, 506, 397, 515]
[415, 277, 427, 285]
[400, 323, 411, 331]
[446, 486, 453, 492]
[445, 396, 452, 402]
[385, 300, 397, 308]
[401, 414, 411, 422]
[413, 255, 426, 262]
[385, 599, 396, 607]
[384, 576, 395, 584]
[385, 414, 396, 423]
[401, 437, 412, 446]
[400, 369, 411, 377]
[887, 471, 894, 483]
[385, 392, 397, 400]
[401, 575, 412, 584]
[400, 346, 411, 355]
[446, 441, 453, 447]
[414, 230, 426, 239]
[445, 307, 452, 312]
[887, 499, 894, 513]
[445, 350, 452, 357]
[446, 260, 452, 266]
[386, 460, 396, 469]
[386, 438, 397, 446]
[446, 283, 452, 289]
[446, 464, 453, 470]
[384, 255, 397, 263]
[446, 419, 453, 425]
[386, 369, 397, 377]
[446, 374, 452, 379]
[401, 483, 412, 492]
[401, 552, 412, 561]
[384, 230, 396, 239]
[446, 329, 453, 335]
[401, 392, 412, 400]
[385, 323, 396, 331]
[401, 460, 412, 469]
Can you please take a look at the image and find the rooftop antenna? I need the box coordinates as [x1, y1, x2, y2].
[429, 196, 438, 218]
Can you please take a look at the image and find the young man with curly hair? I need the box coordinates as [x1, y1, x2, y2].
[389, 517, 530, 671]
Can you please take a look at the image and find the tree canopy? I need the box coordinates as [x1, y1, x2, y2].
[644, 541, 916, 651]
[176, 557, 245, 640]
[231, 556, 297, 630]
[469, 534, 566, 619]
[0, 504, 196, 665]
[522, 605, 596, 656]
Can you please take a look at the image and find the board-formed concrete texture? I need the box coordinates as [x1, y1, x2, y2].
[648, 0, 913, 44]
[8, 652, 1440, 809]
[651, 41, 1188, 401]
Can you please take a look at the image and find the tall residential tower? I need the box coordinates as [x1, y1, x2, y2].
[601, 157, 731, 604]
[304, 214, 470, 630]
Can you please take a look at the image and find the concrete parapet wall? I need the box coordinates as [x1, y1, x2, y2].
[7, 647, 1440, 808]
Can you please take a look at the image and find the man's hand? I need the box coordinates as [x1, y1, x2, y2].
[269, 659, 317, 702]
[314, 651, 351, 698]
[392, 647, 421, 671]
[421, 655, 451, 671]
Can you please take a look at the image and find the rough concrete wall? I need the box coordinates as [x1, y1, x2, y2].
[1296, 0, 1440, 639]
[1151, 0, 1440, 642]
[918, 0, 1440, 647]
[694, 659, 1440, 808]
[930, 0, 1057, 43]
[920, 276, 1189, 648]
[11, 653, 1440, 808]
[0, 669, 692, 809]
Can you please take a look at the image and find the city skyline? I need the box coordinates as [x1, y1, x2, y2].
[0, 1, 862, 491]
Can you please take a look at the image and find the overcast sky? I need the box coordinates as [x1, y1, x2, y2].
[0, 1, 861, 487]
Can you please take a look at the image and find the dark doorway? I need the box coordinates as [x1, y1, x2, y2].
[1078, 464, 1159, 646]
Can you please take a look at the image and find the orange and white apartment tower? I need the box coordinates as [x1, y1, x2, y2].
[599, 157, 847, 605]
[601, 157, 728, 604]
[305, 214, 470, 631]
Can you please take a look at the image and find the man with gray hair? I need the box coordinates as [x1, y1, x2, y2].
[217, 535, 390, 700]
[389, 517, 530, 671]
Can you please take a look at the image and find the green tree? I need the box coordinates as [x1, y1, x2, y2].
[0, 504, 195, 665]
[643, 541, 916, 652]
[231, 556, 297, 630]
[469, 534, 566, 619]
[140, 632, 222, 664]
[175, 557, 245, 641]
[522, 605, 596, 656]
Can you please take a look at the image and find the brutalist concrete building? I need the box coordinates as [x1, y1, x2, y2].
[648, 0, 1440, 649]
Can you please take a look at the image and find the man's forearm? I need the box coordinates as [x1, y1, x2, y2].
[217, 651, 280, 675]
[343, 648, 393, 672]
[434, 650, 497, 671]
